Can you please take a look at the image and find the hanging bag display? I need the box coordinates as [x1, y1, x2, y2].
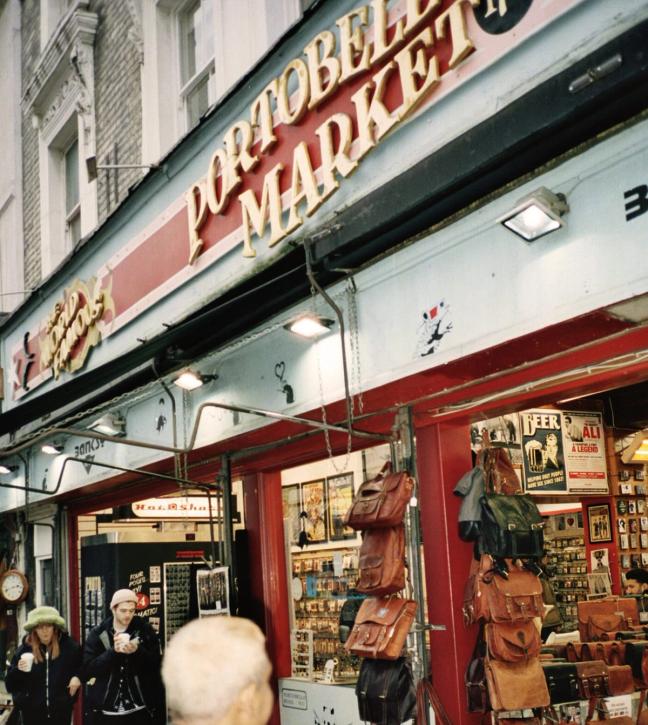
[485, 655, 550, 711]
[485, 620, 541, 662]
[354, 657, 416, 725]
[344, 463, 414, 530]
[479, 492, 545, 559]
[344, 596, 417, 660]
[481, 446, 522, 495]
[356, 525, 406, 597]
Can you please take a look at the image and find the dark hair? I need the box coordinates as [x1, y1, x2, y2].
[626, 568, 648, 585]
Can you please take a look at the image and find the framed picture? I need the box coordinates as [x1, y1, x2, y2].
[587, 572, 612, 597]
[326, 473, 356, 541]
[302, 479, 327, 544]
[282, 484, 302, 545]
[587, 504, 613, 543]
[196, 567, 229, 616]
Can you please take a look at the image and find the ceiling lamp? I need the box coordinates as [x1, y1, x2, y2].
[0, 464, 18, 474]
[498, 187, 569, 242]
[88, 412, 127, 437]
[173, 369, 218, 391]
[284, 313, 335, 339]
[622, 429, 648, 464]
[42, 443, 64, 455]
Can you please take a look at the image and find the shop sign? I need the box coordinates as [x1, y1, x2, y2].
[8, 0, 584, 402]
[131, 497, 217, 519]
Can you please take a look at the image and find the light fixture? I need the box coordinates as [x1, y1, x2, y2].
[284, 313, 335, 339]
[498, 186, 569, 242]
[172, 369, 218, 391]
[622, 429, 648, 464]
[85, 156, 159, 182]
[88, 412, 127, 437]
[0, 464, 18, 474]
[41, 443, 64, 455]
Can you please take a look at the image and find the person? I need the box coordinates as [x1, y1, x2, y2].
[5, 605, 82, 724]
[162, 616, 273, 725]
[82, 589, 165, 725]
[564, 416, 583, 442]
[625, 568, 648, 595]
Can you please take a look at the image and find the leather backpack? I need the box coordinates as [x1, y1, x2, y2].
[345, 596, 417, 660]
[485, 621, 541, 662]
[479, 493, 544, 559]
[355, 657, 416, 725]
[344, 464, 413, 530]
[357, 525, 406, 597]
[485, 656, 550, 711]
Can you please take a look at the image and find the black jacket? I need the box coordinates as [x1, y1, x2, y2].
[82, 615, 164, 724]
[5, 632, 82, 723]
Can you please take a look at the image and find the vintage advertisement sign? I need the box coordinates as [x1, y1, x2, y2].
[521, 409, 567, 493]
[561, 410, 608, 494]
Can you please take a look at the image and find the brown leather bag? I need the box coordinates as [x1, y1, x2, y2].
[575, 659, 610, 699]
[607, 664, 634, 695]
[485, 657, 550, 711]
[577, 598, 629, 641]
[485, 621, 541, 662]
[617, 596, 640, 627]
[480, 446, 522, 495]
[596, 640, 626, 666]
[566, 641, 595, 662]
[344, 596, 416, 660]
[356, 525, 406, 596]
[470, 556, 544, 623]
[344, 464, 414, 530]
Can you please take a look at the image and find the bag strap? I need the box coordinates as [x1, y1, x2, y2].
[415, 679, 452, 725]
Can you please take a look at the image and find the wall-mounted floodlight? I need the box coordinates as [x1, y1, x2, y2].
[173, 369, 219, 391]
[88, 413, 127, 437]
[85, 155, 159, 182]
[42, 443, 64, 455]
[284, 313, 335, 339]
[498, 187, 569, 242]
[0, 464, 18, 474]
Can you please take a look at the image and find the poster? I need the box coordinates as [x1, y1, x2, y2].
[326, 473, 355, 541]
[521, 409, 567, 493]
[197, 567, 229, 616]
[301, 480, 327, 544]
[282, 484, 302, 545]
[561, 411, 609, 494]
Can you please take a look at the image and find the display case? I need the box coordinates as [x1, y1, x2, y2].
[290, 547, 361, 679]
[544, 531, 588, 631]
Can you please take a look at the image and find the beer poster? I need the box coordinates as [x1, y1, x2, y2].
[521, 409, 568, 493]
[561, 411, 608, 494]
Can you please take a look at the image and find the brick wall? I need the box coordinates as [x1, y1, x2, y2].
[93, 0, 143, 223]
[21, 0, 41, 290]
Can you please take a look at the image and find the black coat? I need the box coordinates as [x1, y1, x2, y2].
[5, 632, 82, 724]
[82, 615, 165, 725]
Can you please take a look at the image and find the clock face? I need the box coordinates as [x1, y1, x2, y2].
[0, 571, 27, 603]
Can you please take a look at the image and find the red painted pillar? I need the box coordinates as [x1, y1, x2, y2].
[242, 471, 291, 725]
[415, 420, 481, 725]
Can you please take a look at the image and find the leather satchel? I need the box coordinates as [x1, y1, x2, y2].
[575, 659, 609, 699]
[479, 493, 544, 559]
[355, 656, 416, 725]
[542, 661, 580, 704]
[485, 656, 550, 711]
[470, 556, 544, 623]
[566, 642, 594, 662]
[481, 446, 522, 495]
[595, 640, 626, 666]
[577, 598, 629, 641]
[607, 664, 634, 695]
[344, 464, 414, 530]
[356, 525, 406, 596]
[485, 621, 541, 662]
[345, 596, 416, 660]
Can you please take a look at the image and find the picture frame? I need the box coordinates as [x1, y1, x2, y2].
[301, 479, 327, 544]
[326, 473, 356, 541]
[282, 484, 302, 546]
[196, 566, 229, 617]
[587, 504, 613, 543]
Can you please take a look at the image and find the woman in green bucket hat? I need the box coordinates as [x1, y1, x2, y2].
[5, 605, 82, 724]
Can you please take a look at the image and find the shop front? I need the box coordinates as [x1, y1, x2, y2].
[1, 2, 648, 724]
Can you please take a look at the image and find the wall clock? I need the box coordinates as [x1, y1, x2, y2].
[0, 569, 29, 605]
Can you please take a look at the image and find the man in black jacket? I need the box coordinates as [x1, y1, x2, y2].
[82, 589, 165, 725]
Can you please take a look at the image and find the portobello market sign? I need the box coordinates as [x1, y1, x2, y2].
[9, 0, 572, 401]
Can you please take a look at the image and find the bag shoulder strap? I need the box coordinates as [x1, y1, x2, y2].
[416, 679, 452, 725]
[99, 630, 111, 651]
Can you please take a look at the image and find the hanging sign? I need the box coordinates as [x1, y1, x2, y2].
[561, 410, 608, 494]
[521, 409, 567, 493]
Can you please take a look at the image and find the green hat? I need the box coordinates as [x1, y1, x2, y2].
[24, 606, 66, 632]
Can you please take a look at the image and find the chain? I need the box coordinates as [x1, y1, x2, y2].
[346, 278, 363, 416]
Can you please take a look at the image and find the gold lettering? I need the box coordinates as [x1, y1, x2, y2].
[277, 59, 310, 125]
[223, 121, 259, 197]
[315, 113, 358, 198]
[238, 163, 286, 257]
[351, 61, 399, 160]
[186, 182, 208, 265]
[394, 28, 439, 119]
[435, 0, 479, 69]
[370, 0, 404, 65]
[286, 141, 325, 231]
[90, 292, 104, 322]
[404, 0, 441, 35]
[72, 306, 89, 338]
[250, 80, 279, 153]
[206, 149, 230, 216]
[337, 6, 371, 84]
[304, 31, 341, 110]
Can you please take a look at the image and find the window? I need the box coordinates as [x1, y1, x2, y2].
[39, 558, 54, 606]
[40, 0, 75, 50]
[179, 0, 215, 129]
[64, 137, 81, 247]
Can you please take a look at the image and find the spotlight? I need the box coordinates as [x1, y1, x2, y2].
[88, 413, 127, 437]
[498, 187, 569, 242]
[284, 313, 335, 339]
[173, 369, 218, 391]
[0, 464, 18, 474]
[42, 443, 64, 455]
